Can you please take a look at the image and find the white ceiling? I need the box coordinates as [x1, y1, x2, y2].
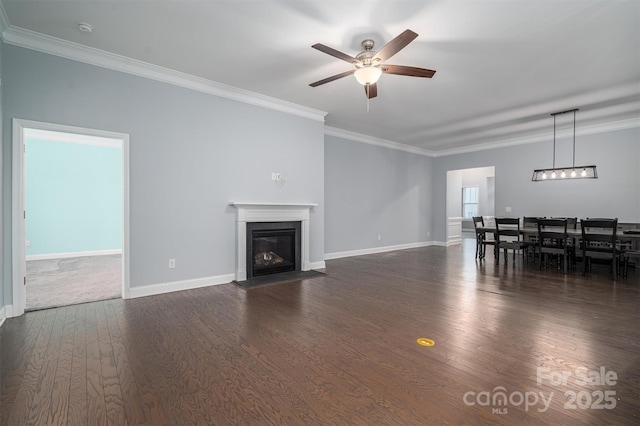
[2, 0, 639, 154]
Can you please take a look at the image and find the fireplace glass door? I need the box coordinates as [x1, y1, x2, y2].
[247, 222, 301, 278]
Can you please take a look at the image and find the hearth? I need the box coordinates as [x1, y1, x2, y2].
[230, 202, 317, 282]
[246, 221, 301, 279]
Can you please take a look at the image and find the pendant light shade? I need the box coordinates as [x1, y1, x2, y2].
[531, 108, 597, 181]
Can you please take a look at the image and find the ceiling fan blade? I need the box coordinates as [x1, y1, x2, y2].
[373, 29, 418, 62]
[382, 65, 436, 78]
[312, 43, 357, 64]
[309, 69, 356, 87]
[364, 83, 378, 99]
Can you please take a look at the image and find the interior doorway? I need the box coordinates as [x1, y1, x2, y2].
[12, 119, 130, 315]
[446, 166, 495, 245]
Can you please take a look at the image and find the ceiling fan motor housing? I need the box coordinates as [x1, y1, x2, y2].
[356, 40, 378, 67]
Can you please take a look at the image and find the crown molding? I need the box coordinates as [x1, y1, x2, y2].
[0, 2, 8, 35]
[327, 117, 639, 158]
[0, 25, 327, 122]
[325, 126, 436, 157]
[431, 117, 640, 157]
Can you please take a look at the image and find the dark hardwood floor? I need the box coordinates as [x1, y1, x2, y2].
[2, 240, 639, 425]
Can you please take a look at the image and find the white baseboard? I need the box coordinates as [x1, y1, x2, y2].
[127, 273, 236, 299]
[26, 249, 122, 261]
[0, 306, 6, 328]
[308, 260, 326, 270]
[324, 241, 436, 260]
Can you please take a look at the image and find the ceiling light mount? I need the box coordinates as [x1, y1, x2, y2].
[532, 108, 598, 181]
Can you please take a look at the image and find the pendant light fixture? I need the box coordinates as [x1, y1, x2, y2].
[531, 108, 597, 181]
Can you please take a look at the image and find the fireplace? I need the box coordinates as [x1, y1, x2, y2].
[246, 221, 301, 278]
[230, 202, 317, 282]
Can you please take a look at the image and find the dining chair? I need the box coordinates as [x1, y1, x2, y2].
[623, 250, 640, 278]
[537, 218, 573, 273]
[495, 217, 527, 265]
[523, 216, 542, 261]
[472, 216, 495, 260]
[580, 218, 619, 279]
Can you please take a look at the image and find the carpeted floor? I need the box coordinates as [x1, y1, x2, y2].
[26, 254, 122, 311]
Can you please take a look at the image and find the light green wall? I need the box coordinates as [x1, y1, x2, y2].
[25, 138, 122, 255]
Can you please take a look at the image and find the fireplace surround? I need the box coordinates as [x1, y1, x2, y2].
[230, 202, 317, 281]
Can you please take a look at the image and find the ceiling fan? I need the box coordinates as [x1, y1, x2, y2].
[309, 29, 436, 99]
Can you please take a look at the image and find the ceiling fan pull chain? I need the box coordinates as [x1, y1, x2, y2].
[366, 86, 370, 113]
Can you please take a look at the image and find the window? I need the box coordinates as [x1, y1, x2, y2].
[462, 186, 478, 219]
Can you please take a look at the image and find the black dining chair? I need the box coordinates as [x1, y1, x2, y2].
[495, 217, 528, 265]
[623, 250, 640, 277]
[523, 217, 542, 261]
[580, 218, 620, 279]
[537, 218, 573, 273]
[472, 216, 495, 260]
[551, 217, 578, 229]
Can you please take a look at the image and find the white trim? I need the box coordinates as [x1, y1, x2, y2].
[12, 119, 131, 315]
[1, 26, 327, 123]
[0, 2, 9, 35]
[128, 274, 235, 299]
[24, 128, 123, 148]
[230, 203, 316, 281]
[0, 306, 6, 328]
[432, 117, 640, 157]
[326, 117, 640, 158]
[308, 261, 326, 270]
[325, 126, 435, 157]
[447, 217, 463, 246]
[324, 241, 435, 260]
[26, 249, 122, 262]
[229, 202, 318, 209]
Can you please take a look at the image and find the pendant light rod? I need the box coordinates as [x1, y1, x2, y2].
[548, 108, 580, 171]
[572, 109, 576, 168]
[532, 108, 596, 182]
[552, 114, 556, 169]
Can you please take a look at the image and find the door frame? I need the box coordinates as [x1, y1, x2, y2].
[11, 118, 131, 317]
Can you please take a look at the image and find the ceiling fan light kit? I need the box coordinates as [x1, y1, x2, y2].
[531, 108, 598, 182]
[310, 29, 436, 100]
[354, 66, 382, 85]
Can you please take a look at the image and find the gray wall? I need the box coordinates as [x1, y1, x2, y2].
[324, 135, 433, 254]
[433, 127, 640, 241]
[2, 44, 325, 304]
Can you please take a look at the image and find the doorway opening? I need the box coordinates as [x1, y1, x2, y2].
[12, 119, 130, 315]
[446, 166, 495, 245]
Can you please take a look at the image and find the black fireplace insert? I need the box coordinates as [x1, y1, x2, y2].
[246, 221, 301, 278]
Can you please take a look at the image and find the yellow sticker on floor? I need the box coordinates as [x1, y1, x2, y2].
[417, 338, 435, 347]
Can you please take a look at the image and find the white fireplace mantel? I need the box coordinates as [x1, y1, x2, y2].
[230, 202, 317, 281]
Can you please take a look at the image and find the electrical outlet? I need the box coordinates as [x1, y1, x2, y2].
[506, 206, 512, 212]
[272, 172, 277, 180]
[25, 240, 31, 247]
[377, 234, 382, 241]
[169, 259, 176, 269]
